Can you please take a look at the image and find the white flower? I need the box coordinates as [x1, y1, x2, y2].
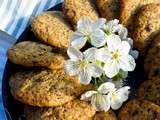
[71, 17, 106, 49]
[81, 82, 114, 111]
[81, 82, 130, 111]
[107, 85, 130, 110]
[97, 35, 136, 78]
[64, 47, 103, 85]
[116, 24, 128, 39]
[103, 19, 130, 42]
[103, 19, 119, 35]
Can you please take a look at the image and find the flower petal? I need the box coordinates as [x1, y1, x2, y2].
[104, 60, 120, 78]
[106, 35, 121, 52]
[91, 94, 110, 112]
[117, 24, 128, 39]
[130, 50, 139, 59]
[71, 32, 87, 49]
[84, 47, 98, 61]
[92, 18, 106, 29]
[108, 91, 123, 110]
[97, 47, 111, 63]
[98, 82, 115, 94]
[110, 86, 130, 110]
[119, 41, 131, 55]
[77, 17, 92, 31]
[79, 69, 92, 85]
[123, 38, 133, 46]
[87, 64, 103, 78]
[116, 86, 130, 102]
[91, 29, 106, 47]
[110, 99, 123, 110]
[104, 19, 119, 33]
[67, 47, 83, 60]
[64, 60, 79, 76]
[80, 90, 97, 101]
[119, 55, 136, 71]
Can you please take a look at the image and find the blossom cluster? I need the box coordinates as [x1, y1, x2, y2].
[64, 17, 138, 111]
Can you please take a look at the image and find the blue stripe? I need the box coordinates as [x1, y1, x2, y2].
[12, 0, 31, 36]
[44, 0, 52, 11]
[5, 0, 22, 32]
[31, 1, 41, 17]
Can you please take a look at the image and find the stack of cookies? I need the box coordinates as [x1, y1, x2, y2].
[7, 0, 160, 120]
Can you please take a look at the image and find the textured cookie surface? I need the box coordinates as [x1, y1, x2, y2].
[32, 11, 73, 48]
[144, 34, 160, 79]
[9, 69, 93, 107]
[7, 41, 67, 70]
[96, 0, 119, 20]
[131, 4, 160, 55]
[63, 0, 98, 26]
[137, 77, 160, 106]
[94, 111, 117, 120]
[119, 0, 160, 28]
[24, 99, 96, 120]
[118, 99, 160, 120]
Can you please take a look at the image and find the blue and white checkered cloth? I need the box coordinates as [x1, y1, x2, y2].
[0, 0, 63, 119]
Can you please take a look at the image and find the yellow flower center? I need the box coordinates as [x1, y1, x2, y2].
[112, 52, 119, 60]
[104, 29, 112, 36]
[111, 90, 118, 101]
[78, 60, 88, 69]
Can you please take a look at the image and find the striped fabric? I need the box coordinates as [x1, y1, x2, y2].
[0, 0, 63, 119]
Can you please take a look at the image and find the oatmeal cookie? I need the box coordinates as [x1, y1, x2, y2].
[131, 4, 160, 55]
[144, 34, 160, 79]
[119, 0, 160, 28]
[7, 41, 67, 70]
[118, 99, 160, 120]
[94, 110, 117, 120]
[96, 0, 119, 20]
[32, 11, 73, 48]
[9, 69, 93, 107]
[24, 99, 96, 120]
[137, 77, 160, 106]
[63, 0, 99, 26]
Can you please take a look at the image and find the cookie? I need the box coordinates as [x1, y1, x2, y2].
[7, 41, 67, 70]
[63, 0, 99, 26]
[24, 99, 96, 120]
[118, 99, 160, 120]
[119, 0, 160, 27]
[144, 34, 160, 79]
[94, 111, 117, 120]
[131, 3, 160, 55]
[137, 77, 160, 106]
[9, 69, 93, 107]
[31, 11, 73, 48]
[96, 0, 119, 20]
